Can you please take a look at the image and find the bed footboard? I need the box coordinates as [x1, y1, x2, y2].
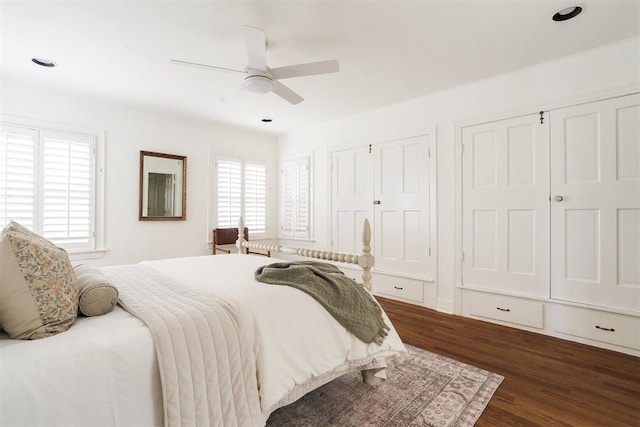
[236, 217, 375, 290]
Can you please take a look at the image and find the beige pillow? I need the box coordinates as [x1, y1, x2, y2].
[74, 264, 119, 316]
[0, 221, 78, 339]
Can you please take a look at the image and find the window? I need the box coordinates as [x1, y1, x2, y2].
[0, 122, 101, 253]
[215, 159, 241, 228]
[215, 157, 266, 233]
[244, 162, 266, 232]
[280, 155, 311, 240]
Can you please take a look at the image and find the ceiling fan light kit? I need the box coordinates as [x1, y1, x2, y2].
[244, 74, 273, 94]
[170, 25, 339, 105]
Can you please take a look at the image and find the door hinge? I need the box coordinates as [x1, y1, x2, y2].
[461, 252, 465, 261]
[428, 247, 431, 256]
[539, 111, 544, 124]
[368, 144, 372, 154]
[461, 144, 464, 154]
[428, 148, 431, 158]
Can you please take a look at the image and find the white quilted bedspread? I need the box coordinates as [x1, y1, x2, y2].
[103, 263, 264, 427]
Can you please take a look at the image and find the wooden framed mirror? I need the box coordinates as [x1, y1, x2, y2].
[139, 151, 187, 221]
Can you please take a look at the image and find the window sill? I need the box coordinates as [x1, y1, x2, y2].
[68, 248, 108, 262]
[277, 237, 315, 244]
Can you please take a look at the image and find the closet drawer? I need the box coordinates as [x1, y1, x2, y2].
[338, 266, 363, 283]
[374, 274, 424, 304]
[553, 306, 640, 350]
[468, 292, 544, 329]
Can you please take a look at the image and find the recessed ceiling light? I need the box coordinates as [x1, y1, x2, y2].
[261, 118, 273, 123]
[552, 5, 584, 22]
[31, 58, 57, 67]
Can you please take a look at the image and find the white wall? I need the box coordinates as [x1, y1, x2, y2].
[278, 36, 640, 312]
[1, 80, 279, 266]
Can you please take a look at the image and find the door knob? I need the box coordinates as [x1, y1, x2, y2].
[553, 195, 564, 202]
[373, 200, 381, 205]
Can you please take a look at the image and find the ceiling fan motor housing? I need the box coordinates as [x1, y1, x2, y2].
[244, 73, 273, 94]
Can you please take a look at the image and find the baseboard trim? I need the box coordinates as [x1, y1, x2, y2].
[436, 298, 454, 314]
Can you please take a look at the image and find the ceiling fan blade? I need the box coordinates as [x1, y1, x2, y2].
[270, 59, 339, 80]
[244, 25, 267, 71]
[272, 80, 303, 105]
[170, 59, 245, 75]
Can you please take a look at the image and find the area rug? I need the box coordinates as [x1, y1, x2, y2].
[266, 344, 504, 426]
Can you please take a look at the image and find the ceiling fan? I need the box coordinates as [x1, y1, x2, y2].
[170, 25, 339, 105]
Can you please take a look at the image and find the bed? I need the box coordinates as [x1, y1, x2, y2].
[0, 218, 406, 426]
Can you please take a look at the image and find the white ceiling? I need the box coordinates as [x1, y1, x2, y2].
[2, 1, 639, 135]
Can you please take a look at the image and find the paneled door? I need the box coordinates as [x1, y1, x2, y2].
[331, 146, 373, 254]
[550, 94, 640, 312]
[462, 113, 550, 297]
[373, 135, 433, 278]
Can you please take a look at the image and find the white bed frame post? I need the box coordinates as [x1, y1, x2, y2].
[358, 218, 374, 291]
[235, 216, 375, 291]
[236, 216, 246, 254]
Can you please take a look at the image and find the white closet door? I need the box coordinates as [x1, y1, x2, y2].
[550, 94, 640, 312]
[373, 135, 432, 279]
[331, 146, 373, 254]
[462, 113, 550, 297]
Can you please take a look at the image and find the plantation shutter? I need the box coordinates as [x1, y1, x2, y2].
[296, 160, 309, 235]
[216, 159, 242, 228]
[281, 156, 310, 239]
[244, 163, 266, 232]
[0, 125, 37, 229]
[282, 165, 296, 235]
[40, 130, 94, 248]
[0, 125, 96, 250]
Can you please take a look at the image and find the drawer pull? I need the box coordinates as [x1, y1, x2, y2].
[496, 307, 511, 312]
[393, 286, 404, 290]
[595, 325, 615, 332]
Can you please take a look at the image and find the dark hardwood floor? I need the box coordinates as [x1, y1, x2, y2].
[376, 296, 640, 427]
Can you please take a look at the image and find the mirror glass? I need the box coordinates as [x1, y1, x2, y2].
[139, 151, 186, 220]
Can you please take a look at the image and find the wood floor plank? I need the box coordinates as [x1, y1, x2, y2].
[377, 296, 640, 427]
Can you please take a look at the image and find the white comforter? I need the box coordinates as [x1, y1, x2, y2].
[0, 306, 163, 426]
[0, 254, 406, 426]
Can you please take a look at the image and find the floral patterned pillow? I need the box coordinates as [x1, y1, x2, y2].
[0, 221, 78, 339]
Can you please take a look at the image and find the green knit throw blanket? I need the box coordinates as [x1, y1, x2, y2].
[254, 261, 389, 345]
